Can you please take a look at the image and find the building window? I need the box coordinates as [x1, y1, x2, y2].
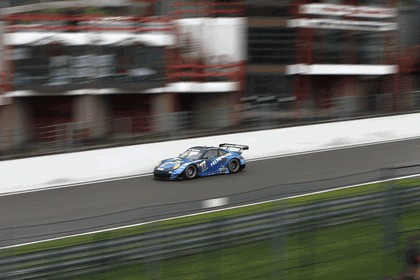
[247, 74, 293, 98]
[246, 0, 292, 17]
[312, 30, 384, 64]
[248, 28, 295, 64]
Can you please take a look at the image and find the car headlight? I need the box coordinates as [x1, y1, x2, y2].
[173, 163, 181, 170]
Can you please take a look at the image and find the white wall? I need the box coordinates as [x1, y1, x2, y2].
[1, 113, 420, 195]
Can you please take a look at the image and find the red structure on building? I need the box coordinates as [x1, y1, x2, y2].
[287, 1, 400, 116]
[0, 0, 247, 152]
[0, 0, 417, 156]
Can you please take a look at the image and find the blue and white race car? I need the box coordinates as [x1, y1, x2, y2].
[153, 143, 249, 180]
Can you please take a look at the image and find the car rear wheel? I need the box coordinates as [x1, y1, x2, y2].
[185, 165, 198, 179]
[228, 159, 240, 173]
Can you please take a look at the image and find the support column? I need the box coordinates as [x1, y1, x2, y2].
[194, 92, 236, 129]
[333, 76, 361, 118]
[150, 93, 176, 133]
[293, 2, 314, 118]
[73, 95, 111, 140]
[294, 75, 313, 118]
[0, 98, 32, 151]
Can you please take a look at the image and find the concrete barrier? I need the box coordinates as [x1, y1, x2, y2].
[1, 113, 420, 195]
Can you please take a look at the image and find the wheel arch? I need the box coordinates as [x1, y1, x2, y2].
[228, 157, 241, 173]
[183, 163, 199, 179]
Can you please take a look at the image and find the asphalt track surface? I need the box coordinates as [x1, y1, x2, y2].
[1, 138, 420, 248]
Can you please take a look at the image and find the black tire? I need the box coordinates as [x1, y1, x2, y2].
[228, 158, 241, 173]
[185, 165, 198, 179]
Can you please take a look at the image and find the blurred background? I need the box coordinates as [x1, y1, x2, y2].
[0, 0, 418, 159]
[0, 1, 419, 280]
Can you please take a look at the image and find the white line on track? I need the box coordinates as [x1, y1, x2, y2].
[1, 135, 420, 197]
[2, 172, 419, 250]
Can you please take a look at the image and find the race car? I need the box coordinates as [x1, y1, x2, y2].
[153, 143, 249, 180]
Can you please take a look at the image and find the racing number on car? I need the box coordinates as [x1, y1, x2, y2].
[198, 160, 208, 172]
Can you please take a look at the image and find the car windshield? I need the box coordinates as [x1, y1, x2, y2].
[179, 149, 203, 160]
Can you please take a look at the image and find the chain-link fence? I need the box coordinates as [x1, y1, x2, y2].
[1, 166, 419, 279]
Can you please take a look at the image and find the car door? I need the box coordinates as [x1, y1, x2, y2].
[203, 149, 221, 174]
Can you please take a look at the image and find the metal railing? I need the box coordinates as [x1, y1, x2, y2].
[1, 175, 419, 279]
[4, 13, 174, 32]
[167, 62, 244, 83]
[169, 1, 246, 18]
[1, 91, 420, 160]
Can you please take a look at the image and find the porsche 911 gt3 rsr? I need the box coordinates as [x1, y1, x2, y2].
[153, 143, 249, 180]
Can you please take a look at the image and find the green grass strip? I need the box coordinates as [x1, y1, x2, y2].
[74, 212, 420, 280]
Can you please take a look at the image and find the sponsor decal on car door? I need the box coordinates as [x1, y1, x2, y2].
[198, 160, 208, 172]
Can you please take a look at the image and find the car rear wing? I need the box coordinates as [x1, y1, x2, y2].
[219, 143, 249, 154]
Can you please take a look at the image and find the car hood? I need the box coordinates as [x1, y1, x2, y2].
[156, 157, 194, 170]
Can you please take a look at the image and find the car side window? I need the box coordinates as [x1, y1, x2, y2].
[218, 149, 228, 156]
[204, 149, 218, 159]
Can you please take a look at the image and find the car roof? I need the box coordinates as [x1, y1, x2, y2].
[189, 146, 218, 151]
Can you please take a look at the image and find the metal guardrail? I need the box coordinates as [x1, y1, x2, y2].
[1, 183, 419, 279]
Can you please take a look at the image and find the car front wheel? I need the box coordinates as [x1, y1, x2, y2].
[185, 165, 198, 179]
